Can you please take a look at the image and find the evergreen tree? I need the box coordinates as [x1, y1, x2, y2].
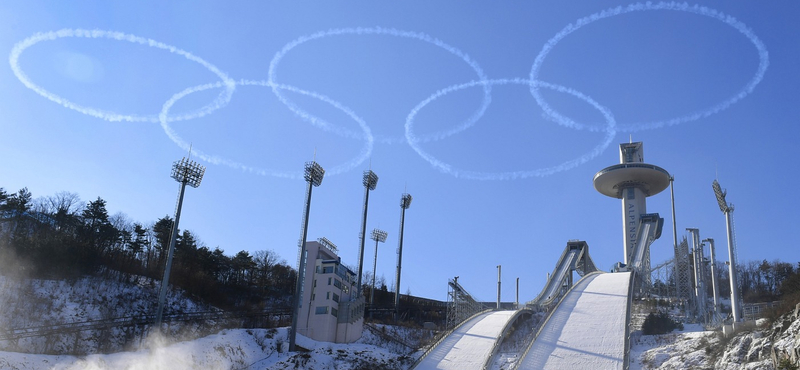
[129, 223, 149, 259]
[80, 197, 117, 255]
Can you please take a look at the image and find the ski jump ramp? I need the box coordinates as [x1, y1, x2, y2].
[516, 271, 633, 370]
[413, 310, 518, 370]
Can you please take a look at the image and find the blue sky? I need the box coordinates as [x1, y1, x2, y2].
[1, 1, 798, 302]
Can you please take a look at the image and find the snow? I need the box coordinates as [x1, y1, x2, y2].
[517, 272, 631, 369]
[414, 310, 517, 370]
[0, 273, 219, 354]
[629, 325, 714, 370]
[0, 327, 414, 370]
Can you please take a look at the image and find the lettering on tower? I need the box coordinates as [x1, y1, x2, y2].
[594, 141, 670, 268]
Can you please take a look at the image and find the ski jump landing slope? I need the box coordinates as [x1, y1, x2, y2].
[517, 272, 631, 370]
[414, 310, 517, 370]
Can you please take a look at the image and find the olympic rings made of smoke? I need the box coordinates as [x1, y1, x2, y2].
[159, 80, 374, 180]
[530, 1, 769, 133]
[267, 26, 492, 144]
[9, 29, 237, 123]
[8, 2, 769, 180]
[405, 78, 616, 180]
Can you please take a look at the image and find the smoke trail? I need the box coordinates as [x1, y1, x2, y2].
[405, 78, 617, 180]
[529, 2, 769, 133]
[268, 27, 492, 144]
[159, 80, 374, 179]
[9, 28, 236, 123]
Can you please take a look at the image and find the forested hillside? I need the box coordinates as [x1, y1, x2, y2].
[1, 185, 797, 316]
[0, 187, 296, 311]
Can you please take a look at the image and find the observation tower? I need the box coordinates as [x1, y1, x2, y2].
[594, 142, 671, 266]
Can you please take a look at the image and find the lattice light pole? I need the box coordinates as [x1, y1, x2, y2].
[155, 157, 205, 329]
[394, 193, 412, 320]
[713, 179, 741, 322]
[289, 161, 325, 352]
[369, 228, 388, 305]
[356, 170, 378, 297]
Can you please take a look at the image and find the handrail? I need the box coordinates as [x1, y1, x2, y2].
[409, 309, 493, 369]
[622, 270, 636, 370]
[593, 163, 670, 180]
[363, 323, 415, 352]
[0, 309, 291, 341]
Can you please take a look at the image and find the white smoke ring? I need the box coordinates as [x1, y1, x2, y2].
[159, 79, 374, 179]
[9, 28, 236, 123]
[530, 2, 769, 132]
[268, 26, 492, 144]
[405, 78, 617, 180]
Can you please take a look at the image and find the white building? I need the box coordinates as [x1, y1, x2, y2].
[297, 240, 364, 343]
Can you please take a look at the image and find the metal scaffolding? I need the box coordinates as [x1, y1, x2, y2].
[674, 237, 693, 303]
[445, 277, 486, 331]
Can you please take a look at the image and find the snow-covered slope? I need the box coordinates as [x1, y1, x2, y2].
[414, 310, 516, 370]
[0, 327, 416, 370]
[518, 272, 630, 370]
[0, 273, 219, 354]
[631, 309, 800, 370]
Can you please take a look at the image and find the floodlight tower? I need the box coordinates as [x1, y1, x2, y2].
[713, 179, 742, 322]
[394, 193, 412, 320]
[289, 161, 325, 352]
[155, 156, 205, 329]
[370, 228, 388, 305]
[594, 142, 671, 267]
[356, 170, 379, 297]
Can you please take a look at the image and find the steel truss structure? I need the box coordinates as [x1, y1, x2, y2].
[445, 278, 486, 330]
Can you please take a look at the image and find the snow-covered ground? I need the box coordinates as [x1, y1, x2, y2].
[0, 273, 221, 354]
[2, 272, 797, 370]
[629, 318, 798, 370]
[630, 323, 718, 370]
[0, 327, 417, 370]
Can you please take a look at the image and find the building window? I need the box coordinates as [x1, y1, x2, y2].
[326, 292, 330, 300]
[331, 308, 338, 317]
[332, 293, 339, 303]
[315, 306, 328, 315]
[334, 279, 342, 289]
[322, 266, 334, 274]
[328, 277, 332, 285]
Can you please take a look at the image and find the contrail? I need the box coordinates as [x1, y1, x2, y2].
[405, 78, 617, 180]
[268, 27, 492, 144]
[9, 28, 236, 123]
[159, 80, 374, 180]
[529, 2, 769, 133]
